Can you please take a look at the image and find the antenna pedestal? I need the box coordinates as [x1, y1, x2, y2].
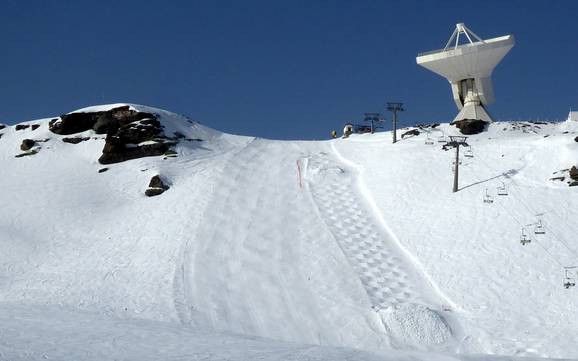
[453, 102, 493, 124]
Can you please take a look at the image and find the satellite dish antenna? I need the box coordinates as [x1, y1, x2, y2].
[416, 23, 515, 125]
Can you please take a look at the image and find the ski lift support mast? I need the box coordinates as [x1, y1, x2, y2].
[446, 135, 469, 192]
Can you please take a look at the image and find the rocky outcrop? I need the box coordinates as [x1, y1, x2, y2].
[145, 175, 169, 197]
[15, 124, 30, 131]
[0, 124, 5, 130]
[31, 124, 40, 131]
[574, 136, 578, 143]
[98, 167, 109, 173]
[453, 119, 487, 135]
[47, 105, 178, 164]
[20, 139, 36, 151]
[49, 105, 157, 135]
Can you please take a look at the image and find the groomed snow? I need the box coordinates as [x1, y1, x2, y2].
[1, 104, 577, 360]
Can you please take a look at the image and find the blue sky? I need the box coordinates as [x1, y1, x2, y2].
[1, 0, 576, 139]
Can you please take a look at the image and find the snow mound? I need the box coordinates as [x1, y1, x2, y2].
[378, 304, 452, 348]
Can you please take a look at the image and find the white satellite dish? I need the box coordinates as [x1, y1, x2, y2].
[416, 23, 515, 124]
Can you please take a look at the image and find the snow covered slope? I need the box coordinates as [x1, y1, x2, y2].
[1, 104, 577, 360]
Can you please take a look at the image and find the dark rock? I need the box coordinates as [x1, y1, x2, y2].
[550, 176, 565, 182]
[148, 175, 169, 190]
[15, 124, 30, 131]
[0, 124, 5, 130]
[62, 137, 90, 144]
[98, 139, 172, 164]
[453, 119, 488, 135]
[401, 129, 420, 138]
[0, 133, 3, 139]
[98, 167, 109, 173]
[15, 150, 38, 158]
[20, 139, 36, 151]
[570, 181, 578, 187]
[145, 175, 169, 197]
[145, 188, 166, 197]
[31, 124, 40, 131]
[570, 166, 578, 181]
[574, 136, 578, 143]
[49, 105, 157, 136]
[47, 105, 174, 164]
[49, 112, 95, 135]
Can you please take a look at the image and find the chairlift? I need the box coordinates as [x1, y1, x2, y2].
[464, 146, 474, 158]
[534, 219, 546, 235]
[564, 268, 576, 289]
[483, 188, 493, 204]
[425, 134, 434, 145]
[497, 182, 508, 196]
[520, 227, 531, 245]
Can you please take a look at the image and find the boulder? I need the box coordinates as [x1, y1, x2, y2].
[0, 124, 5, 130]
[452, 119, 487, 135]
[62, 137, 90, 144]
[98, 167, 109, 173]
[574, 136, 578, 143]
[31, 124, 40, 131]
[148, 175, 169, 190]
[15, 124, 30, 131]
[145, 175, 169, 197]
[20, 139, 36, 151]
[570, 166, 578, 181]
[401, 129, 420, 138]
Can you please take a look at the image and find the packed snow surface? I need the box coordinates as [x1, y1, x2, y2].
[1, 104, 577, 360]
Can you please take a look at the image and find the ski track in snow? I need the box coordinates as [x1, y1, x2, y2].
[307, 151, 426, 309]
[304, 146, 452, 318]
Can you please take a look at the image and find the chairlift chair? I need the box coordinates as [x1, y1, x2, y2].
[534, 219, 546, 235]
[497, 182, 508, 196]
[464, 146, 474, 158]
[483, 188, 493, 204]
[564, 269, 576, 289]
[425, 134, 434, 145]
[520, 227, 531, 245]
